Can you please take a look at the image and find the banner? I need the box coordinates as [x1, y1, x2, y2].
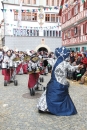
[5, 23, 60, 30]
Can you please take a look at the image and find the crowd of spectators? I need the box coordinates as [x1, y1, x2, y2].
[67, 50, 87, 85]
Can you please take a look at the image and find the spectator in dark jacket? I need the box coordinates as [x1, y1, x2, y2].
[70, 51, 75, 64]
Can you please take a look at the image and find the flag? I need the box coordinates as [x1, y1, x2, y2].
[18, 1, 22, 26]
[58, 0, 64, 16]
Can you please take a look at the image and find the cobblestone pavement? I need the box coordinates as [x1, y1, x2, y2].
[0, 70, 87, 130]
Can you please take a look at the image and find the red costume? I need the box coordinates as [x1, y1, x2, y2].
[22, 63, 28, 74]
[2, 51, 16, 82]
[28, 73, 39, 89]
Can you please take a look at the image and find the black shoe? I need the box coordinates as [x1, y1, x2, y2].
[38, 110, 44, 113]
[38, 109, 52, 115]
[30, 88, 35, 96]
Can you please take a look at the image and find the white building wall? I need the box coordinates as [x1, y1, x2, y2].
[5, 36, 62, 52]
[4, 4, 60, 36]
[2, 0, 43, 6]
[2, 1, 62, 50]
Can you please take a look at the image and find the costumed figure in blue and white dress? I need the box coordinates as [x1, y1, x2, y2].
[37, 47, 79, 116]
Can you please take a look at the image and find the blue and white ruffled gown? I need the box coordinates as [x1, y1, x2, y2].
[37, 57, 77, 116]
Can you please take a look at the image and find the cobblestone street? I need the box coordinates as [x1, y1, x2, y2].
[0, 71, 87, 130]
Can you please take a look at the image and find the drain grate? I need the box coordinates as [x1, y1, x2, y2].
[22, 92, 42, 99]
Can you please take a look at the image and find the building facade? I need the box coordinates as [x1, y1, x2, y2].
[61, 0, 87, 52]
[1, 0, 62, 52]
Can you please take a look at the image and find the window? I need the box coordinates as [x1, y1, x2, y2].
[59, 31, 61, 37]
[46, 0, 48, 5]
[32, 13, 37, 21]
[51, 14, 55, 22]
[14, 11, 18, 21]
[22, 12, 25, 21]
[44, 30, 46, 36]
[65, 13, 68, 21]
[73, 3, 80, 16]
[26, 12, 31, 21]
[62, 32, 65, 40]
[68, 11, 71, 20]
[78, 26, 81, 38]
[83, 22, 87, 34]
[14, 12, 37, 21]
[43, 30, 58, 37]
[52, 0, 54, 6]
[74, 27, 78, 36]
[34, 0, 36, 4]
[67, 30, 71, 38]
[74, 5, 78, 15]
[27, 0, 30, 4]
[45, 14, 50, 22]
[56, 14, 58, 22]
[58, 16, 61, 23]
[13, 29, 39, 37]
[74, 27, 77, 34]
[65, 0, 68, 2]
[65, 32, 68, 39]
[56, 31, 58, 37]
[86, 23, 87, 34]
[22, 0, 24, 3]
[53, 31, 55, 37]
[45, 13, 60, 23]
[83, 1, 87, 9]
[71, 28, 74, 37]
[62, 14, 66, 23]
[50, 31, 52, 37]
[57, 0, 59, 6]
[37, 30, 39, 36]
[47, 31, 49, 36]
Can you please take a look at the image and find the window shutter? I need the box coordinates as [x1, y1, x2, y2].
[78, 3, 80, 13]
[83, 1, 87, 9]
[83, 23, 86, 34]
[62, 32, 64, 40]
[76, 26, 78, 36]
[83, 2, 85, 9]
[85, 1, 87, 8]
[65, 12, 68, 21]
[72, 7, 74, 17]
[62, 16, 63, 24]
[71, 28, 74, 37]
[78, 26, 81, 37]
